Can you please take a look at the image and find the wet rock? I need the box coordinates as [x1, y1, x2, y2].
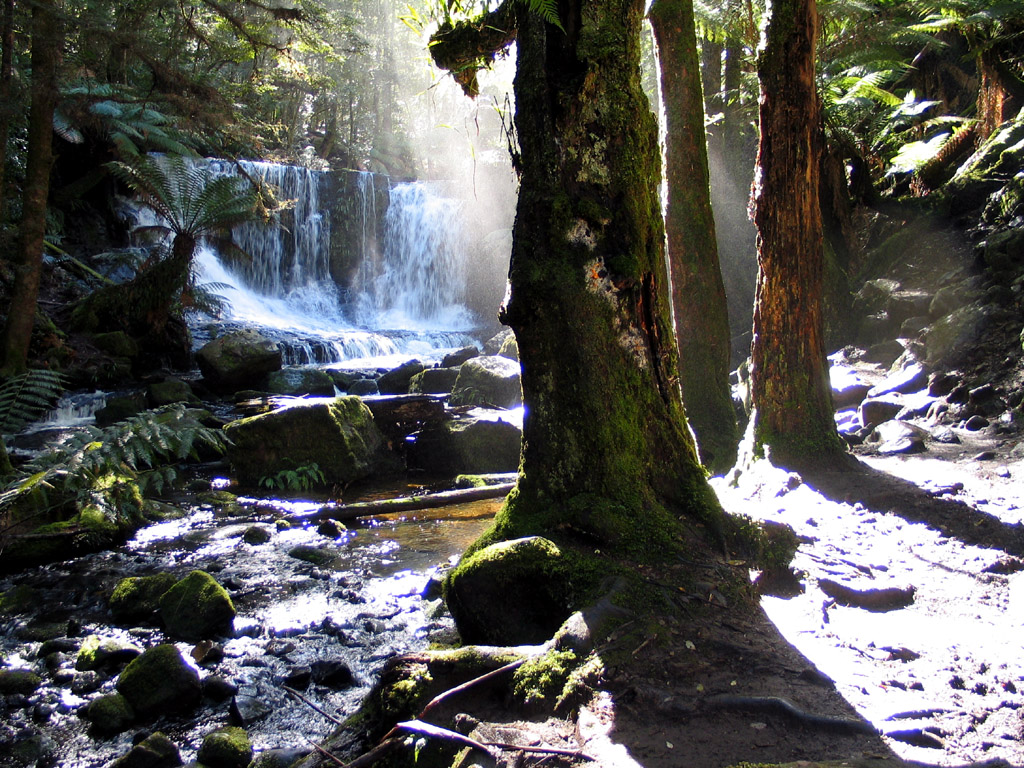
[266, 368, 336, 397]
[964, 415, 990, 431]
[925, 303, 995, 364]
[347, 378, 379, 396]
[197, 726, 252, 768]
[310, 659, 355, 689]
[109, 572, 178, 625]
[76, 634, 143, 671]
[830, 366, 871, 410]
[377, 359, 426, 395]
[96, 392, 147, 427]
[930, 426, 960, 444]
[859, 395, 904, 430]
[973, 450, 997, 461]
[38, 637, 78, 656]
[190, 640, 224, 665]
[159, 570, 235, 642]
[818, 578, 915, 611]
[201, 675, 238, 701]
[283, 666, 312, 690]
[899, 316, 930, 339]
[441, 346, 479, 367]
[250, 747, 311, 768]
[224, 396, 392, 488]
[147, 378, 200, 407]
[70, 670, 105, 695]
[230, 689, 271, 726]
[0, 670, 42, 696]
[408, 366, 461, 395]
[6, 730, 57, 767]
[110, 731, 181, 768]
[116, 645, 201, 717]
[242, 526, 272, 545]
[408, 408, 522, 474]
[483, 327, 514, 355]
[452, 356, 522, 408]
[84, 693, 134, 735]
[316, 519, 346, 538]
[197, 329, 282, 392]
[497, 333, 519, 361]
[288, 545, 335, 566]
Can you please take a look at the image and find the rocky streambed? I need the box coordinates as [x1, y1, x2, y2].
[0, 486, 497, 768]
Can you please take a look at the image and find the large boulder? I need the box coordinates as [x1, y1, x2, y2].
[444, 537, 578, 645]
[408, 408, 522, 474]
[377, 359, 427, 395]
[197, 329, 282, 391]
[452, 356, 522, 408]
[116, 644, 201, 716]
[109, 572, 177, 625]
[408, 367, 461, 395]
[225, 396, 394, 487]
[159, 570, 235, 641]
[266, 367, 336, 397]
[83, 693, 134, 735]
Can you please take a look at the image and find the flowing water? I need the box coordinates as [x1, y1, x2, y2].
[0, 487, 498, 767]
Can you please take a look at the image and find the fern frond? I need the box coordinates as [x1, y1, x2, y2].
[0, 371, 65, 434]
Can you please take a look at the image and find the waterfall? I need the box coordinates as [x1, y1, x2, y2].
[185, 160, 477, 366]
[352, 182, 473, 331]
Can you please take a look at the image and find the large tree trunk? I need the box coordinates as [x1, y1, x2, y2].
[433, 1, 726, 556]
[0, 0, 15, 223]
[749, 0, 846, 470]
[492, 1, 724, 553]
[649, 0, 738, 474]
[1, 0, 59, 377]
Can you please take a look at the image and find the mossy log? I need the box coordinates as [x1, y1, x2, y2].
[298, 483, 514, 524]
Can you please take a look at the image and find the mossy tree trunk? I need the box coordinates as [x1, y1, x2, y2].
[749, 0, 847, 470]
[0, 0, 60, 377]
[432, 1, 725, 557]
[649, 0, 738, 475]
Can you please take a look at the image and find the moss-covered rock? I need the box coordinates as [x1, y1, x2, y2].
[116, 644, 200, 716]
[408, 409, 522, 475]
[444, 537, 596, 645]
[451, 355, 522, 408]
[110, 731, 181, 768]
[75, 634, 143, 671]
[158, 570, 235, 641]
[288, 545, 335, 566]
[84, 692, 135, 734]
[497, 333, 519, 361]
[224, 396, 391, 488]
[408, 366, 461, 395]
[147, 378, 200, 407]
[109, 572, 177, 625]
[242, 525, 273, 544]
[196, 726, 253, 768]
[0, 668, 42, 695]
[266, 367, 336, 397]
[91, 330, 139, 358]
[197, 329, 282, 392]
[512, 648, 578, 709]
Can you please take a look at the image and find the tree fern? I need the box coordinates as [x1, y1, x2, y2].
[0, 371, 65, 434]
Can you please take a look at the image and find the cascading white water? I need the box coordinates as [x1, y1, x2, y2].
[352, 182, 473, 332]
[188, 161, 478, 366]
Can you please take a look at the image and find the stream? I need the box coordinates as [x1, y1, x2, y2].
[0, 483, 498, 767]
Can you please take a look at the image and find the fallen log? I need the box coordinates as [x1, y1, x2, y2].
[818, 578, 915, 612]
[295, 483, 515, 524]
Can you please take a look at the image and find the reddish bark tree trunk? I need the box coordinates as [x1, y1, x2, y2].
[749, 0, 846, 469]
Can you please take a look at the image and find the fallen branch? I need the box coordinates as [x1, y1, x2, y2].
[296, 483, 514, 524]
[396, 720, 496, 758]
[283, 685, 345, 727]
[419, 658, 525, 720]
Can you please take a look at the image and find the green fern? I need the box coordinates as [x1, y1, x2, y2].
[0, 371, 65, 434]
[519, 0, 563, 32]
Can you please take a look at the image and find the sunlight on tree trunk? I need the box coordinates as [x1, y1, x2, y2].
[649, 0, 738, 475]
[748, 0, 847, 471]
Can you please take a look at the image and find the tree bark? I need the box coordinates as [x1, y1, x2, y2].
[1, 0, 60, 377]
[434, 2, 726, 556]
[649, 0, 738, 474]
[749, 0, 846, 470]
[0, 0, 15, 223]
